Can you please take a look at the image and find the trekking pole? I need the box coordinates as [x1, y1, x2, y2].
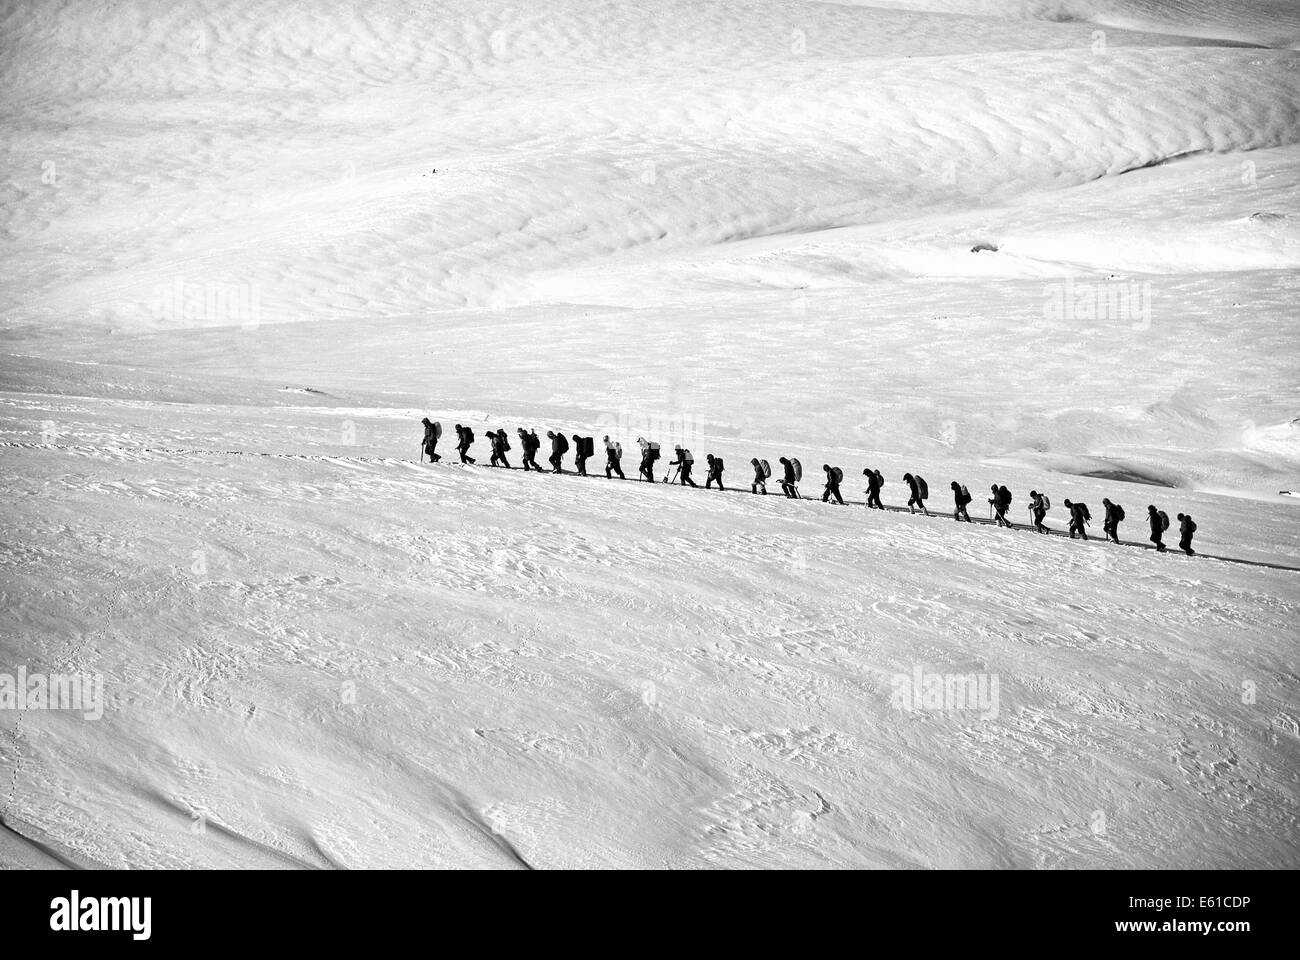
[419, 442, 424, 464]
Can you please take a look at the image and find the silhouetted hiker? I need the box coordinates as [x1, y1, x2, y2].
[1177, 513, 1197, 555]
[546, 430, 568, 473]
[779, 457, 799, 498]
[950, 481, 972, 522]
[705, 454, 725, 490]
[1028, 490, 1050, 534]
[1148, 504, 1168, 552]
[669, 446, 697, 486]
[903, 473, 929, 516]
[822, 464, 844, 504]
[1063, 499, 1090, 539]
[988, 483, 1013, 527]
[751, 458, 768, 495]
[517, 428, 542, 472]
[572, 434, 591, 476]
[420, 418, 441, 463]
[488, 429, 511, 468]
[637, 437, 660, 482]
[604, 436, 625, 479]
[864, 468, 884, 509]
[454, 424, 476, 464]
[1102, 498, 1125, 543]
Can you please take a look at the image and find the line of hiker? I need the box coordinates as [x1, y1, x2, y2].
[418, 418, 1199, 556]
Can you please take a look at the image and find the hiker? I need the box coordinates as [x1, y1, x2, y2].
[705, 454, 725, 490]
[903, 473, 929, 516]
[517, 428, 541, 472]
[1102, 498, 1125, 543]
[1028, 490, 1050, 534]
[988, 484, 1012, 527]
[637, 437, 660, 482]
[488, 429, 511, 468]
[779, 457, 799, 498]
[546, 430, 568, 473]
[454, 424, 476, 464]
[822, 464, 844, 504]
[572, 434, 590, 476]
[864, 468, 884, 509]
[604, 436, 625, 479]
[1177, 513, 1197, 555]
[1148, 505, 1168, 552]
[950, 481, 972, 522]
[750, 458, 767, 495]
[668, 446, 697, 486]
[420, 417, 441, 463]
[1063, 499, 1091, 539]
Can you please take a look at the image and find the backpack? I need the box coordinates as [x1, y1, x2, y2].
[831, 466, 843, 484]
[959, 484, 971, 505]
[916, 476, 928, 500]
[614, 442, 622, 459]
[430, 421, 442, 442]
[501, 434, 511, 451]
[648, 442, 660, 461]
[713, 457, 724, 472]
[999, 485, 1011, 509]
[791, 458, 803, 482]
[463, 427, 474, 445]
[1113, 504, 1124, 522]
[1080, 503, 1091, 522]
[1040, 494, 1051, 512]
[1159, 510, 1170, 532]
[760, 459, 771, 479]
[556, 434, 569, 453]
[875, 469, 884, 486]
[1186, 518, 1197, 534]
[681, 448, 693, 464]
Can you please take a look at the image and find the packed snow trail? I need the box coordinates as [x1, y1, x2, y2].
[2, 437, 1280, 570]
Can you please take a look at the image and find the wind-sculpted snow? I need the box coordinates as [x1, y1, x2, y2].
[834, 0, 1300, 48]
[2, 1, 1299, 321]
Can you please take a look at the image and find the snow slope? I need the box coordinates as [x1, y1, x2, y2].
[1, 0, 1298, 868]
[2, 381, 1298, 868]
[833, 0, 1300, 48]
